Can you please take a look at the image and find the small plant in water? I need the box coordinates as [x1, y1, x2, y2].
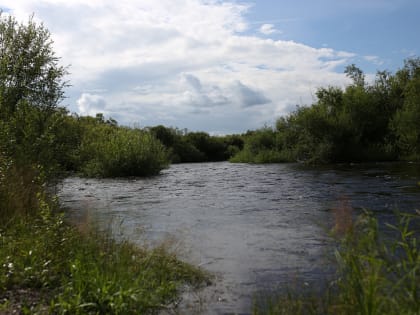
[253, 209, 420, 315]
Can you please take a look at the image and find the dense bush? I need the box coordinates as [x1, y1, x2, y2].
[149, 125, 243, 163]
[78, 121, 169, 177]
[230, 128, 289, 163]
[232, 58, 420, 164]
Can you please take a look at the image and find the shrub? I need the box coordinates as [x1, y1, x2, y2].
[79, 125, 169, 177]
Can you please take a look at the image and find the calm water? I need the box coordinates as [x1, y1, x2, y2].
[58, 162, 420, 314]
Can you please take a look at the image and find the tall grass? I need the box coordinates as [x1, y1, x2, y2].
[0, 161, 209, 314]
[0, 153, 47, 226]
[253, 210, 420, 315]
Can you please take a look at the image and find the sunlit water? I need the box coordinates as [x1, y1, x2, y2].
[57, 162, 420, 314]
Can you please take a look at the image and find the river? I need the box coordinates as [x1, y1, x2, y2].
[57, 162, 420, 314]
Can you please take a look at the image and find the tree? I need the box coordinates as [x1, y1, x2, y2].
[0, 13, 69, 174]
[392, 58, 420, 159]
[0, 13, 67, 118]
[345, 64, 365, 87]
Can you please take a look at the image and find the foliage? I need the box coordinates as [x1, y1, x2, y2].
[0, 13, 69, 177]
[78, 119, 169, 177]
[0, 14, 170, 179]
[230, 128, 289, 163]
[253, 210, 420, 315]
[331, 211, 420, 315]
[149, 125, 243, 163]
[0, 155, 47, 227]
[232, 58, 420, 164]
[392, 58, 420, 160]
[0, 189, 209, 314]
[0, 14, 66, 117]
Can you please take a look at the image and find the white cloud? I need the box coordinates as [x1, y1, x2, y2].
[259, 23, 280, 35]
[77, 93, 107, 116]
[2, 0, 357, 133]
[364, 55, 384, 65]
[230, 81, 270, 107]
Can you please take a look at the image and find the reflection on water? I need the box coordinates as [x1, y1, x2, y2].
[58, 162, 420, 314]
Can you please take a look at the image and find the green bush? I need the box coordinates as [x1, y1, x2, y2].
[233, 58, 420, 164]
[79, 125, 169, 177]
[230, 128, 288, 163]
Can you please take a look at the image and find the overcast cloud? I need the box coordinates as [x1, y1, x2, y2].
[1, 0, 357, 134]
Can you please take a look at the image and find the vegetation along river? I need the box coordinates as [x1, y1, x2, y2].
[57, 162, 420, 314]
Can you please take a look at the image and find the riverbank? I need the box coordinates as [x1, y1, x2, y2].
[0, 176, 209, 314]
[2, 163, 420, 314]
[58, 162, 420, 314]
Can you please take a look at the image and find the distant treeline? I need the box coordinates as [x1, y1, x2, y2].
[1, 105, 244, 178]
[2, 9, 420, 180]
[232, 59, 420, 164]
[148, 125, 243, 163]
[4, 58, 420, 180]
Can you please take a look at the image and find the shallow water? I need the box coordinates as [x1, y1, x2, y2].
[58, 162, 420, 314]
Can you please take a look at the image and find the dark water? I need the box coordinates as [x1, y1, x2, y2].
[57, 162, 420, 314]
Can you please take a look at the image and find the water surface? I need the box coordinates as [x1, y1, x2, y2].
[58, 162, 420, 314]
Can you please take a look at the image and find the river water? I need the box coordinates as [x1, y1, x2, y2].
[57, 162, 420, 314]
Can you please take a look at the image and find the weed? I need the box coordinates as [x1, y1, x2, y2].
[0, 166, 209, 314]
[253, 210, 420, 315]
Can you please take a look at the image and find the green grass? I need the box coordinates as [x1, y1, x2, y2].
[253, 210, 420, 315]
[0, 207, 209, 314]
[230, 148, 292, 164]
[0, 165, 209, 314]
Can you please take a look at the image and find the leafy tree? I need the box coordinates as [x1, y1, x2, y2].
[149, 125, 177, 147]
[0, 13, 67, 118]
[392, 58, 420, 159]
[149, 125, 241, 163]
[0, 14, 68, 174]
[233, 58, 420, 164]
[230, 127, 287, 163]
[345, 64, 365, 87]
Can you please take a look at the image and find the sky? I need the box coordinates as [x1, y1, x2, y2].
[1, 0, 419, 134]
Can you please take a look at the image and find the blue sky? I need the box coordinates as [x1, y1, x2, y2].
[1, 0, 419, 134]
[245, 0, 419, 71]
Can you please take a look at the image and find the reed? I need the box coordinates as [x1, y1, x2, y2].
[253, 210, 420, 315]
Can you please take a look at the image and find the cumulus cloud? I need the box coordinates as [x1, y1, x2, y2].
[179, 74, 269, 109]
[77, 93, 107, 116]
[2, 0, 358, 133]
[231, 81, 270, 107]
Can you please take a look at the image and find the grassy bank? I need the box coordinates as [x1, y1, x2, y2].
[0, 168, 209, 314]
[253, 210, 420, 315]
